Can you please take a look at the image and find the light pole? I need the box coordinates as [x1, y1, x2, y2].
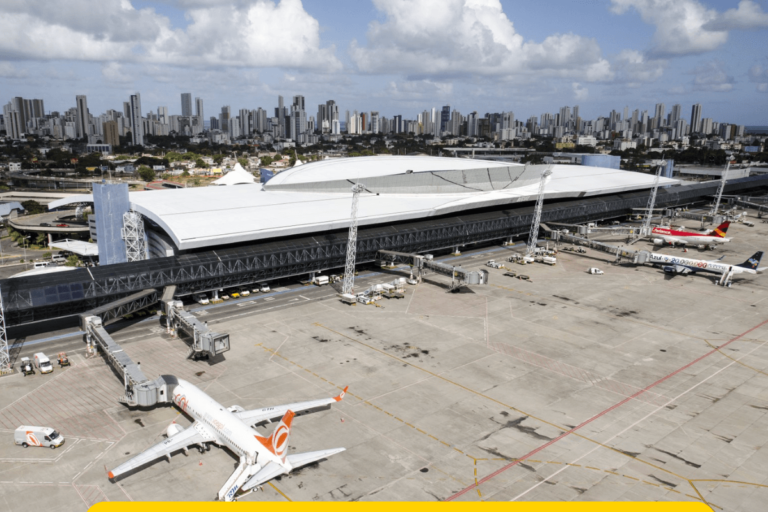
[23, 235, 30, 267]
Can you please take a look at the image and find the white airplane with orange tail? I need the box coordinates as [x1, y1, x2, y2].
[650, 221, 732, 246]
[107, 375, 347, 501]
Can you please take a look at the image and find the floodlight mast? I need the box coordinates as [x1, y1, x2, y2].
[342, 183, 366, 295]
[526, 166, 553, 257]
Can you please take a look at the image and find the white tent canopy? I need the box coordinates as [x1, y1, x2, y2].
[49, 239, 99, 256]
[210, 163, 257, 186]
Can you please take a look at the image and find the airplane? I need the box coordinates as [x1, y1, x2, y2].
[650, 221, 731, 246]
[107, 375, 348, 501]
[648, 250, 766, 283]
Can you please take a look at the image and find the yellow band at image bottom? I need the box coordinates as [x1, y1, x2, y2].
[91, 502, 710, 512]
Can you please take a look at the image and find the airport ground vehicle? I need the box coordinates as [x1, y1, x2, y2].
[34, 353, 53, 374]
[193, 293, 210, 305]
[239, 287, 250, 297]
[15, 426, 64, 449]
[259, 283, 270, 292]
[314, 276, 329, 286]
[20, 357, 34, 376]
[57, 352, 70, 367]
[588, 268, 604, 275]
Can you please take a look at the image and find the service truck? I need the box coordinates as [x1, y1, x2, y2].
[33, 353, 53, 374]
[15, 426, 64, 449]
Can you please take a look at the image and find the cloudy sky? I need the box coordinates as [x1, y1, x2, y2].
[1, 0, 767, 124]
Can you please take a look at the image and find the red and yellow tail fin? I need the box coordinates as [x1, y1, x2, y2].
[712, 221, 730, 238]
[255, 410, 294, 462]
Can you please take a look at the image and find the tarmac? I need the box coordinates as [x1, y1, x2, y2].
[2, 211, 768, 509]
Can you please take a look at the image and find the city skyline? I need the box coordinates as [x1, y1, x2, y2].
[0, 1, 767, 124]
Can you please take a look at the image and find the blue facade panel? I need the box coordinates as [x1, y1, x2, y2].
[664, 159, 674, 179]
[581, 154, 620, 170]
[260, 168, 274, 184]
[93, 183, 130, 266]
[745, 146, 760, 153]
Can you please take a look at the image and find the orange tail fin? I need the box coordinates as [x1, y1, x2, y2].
[255, 410, 294, 462]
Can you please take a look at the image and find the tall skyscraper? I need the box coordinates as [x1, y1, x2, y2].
[277, 96, 285, 138]
[195, 97, 204, 121]
[371, 111, 380, 134]
[181, 93, 192, 117]
[690, 103, 702, 133]
[292, 95, 305, 111]
[670, 104, 682, 124]
[219, 106, 230, 133]
[75, 95, 89, 139]
[654, 103, 665, 129]
[129, 93, 144, 146]
[157, 106, 168, 125]
[103, 120, 120, 147]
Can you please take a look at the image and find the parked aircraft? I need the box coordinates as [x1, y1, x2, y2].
[651, 222, 731, 246]
[108, 376, 347, 501]
[649, 250, 765, 283]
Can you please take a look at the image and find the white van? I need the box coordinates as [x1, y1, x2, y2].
[33, 261, 53, 269]
[33, 353, 54, 374]
[15, 426, 64, 449]
[51, 255, 66, 263]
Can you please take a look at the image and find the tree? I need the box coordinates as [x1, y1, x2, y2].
[213, 154, 225, 165]
[237, 157, 248, 168]
[137, 165, 156, 182]
[259, 155, 273, 167]
[195, 158, 207, 169]
[21, 200, 45, 215]
[65, 254, 80, 267]
[181, 170, 190, 177]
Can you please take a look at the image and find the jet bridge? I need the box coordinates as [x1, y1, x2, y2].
[550, 230, 648, 264]
[378, 250, 489, 292]
[80, 315, 174, 407]
[163, 299, 230, 359]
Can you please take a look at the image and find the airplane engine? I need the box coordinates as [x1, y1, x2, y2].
[652, 238, 665, 245]
[166, 422, 184, 438]
[227, 405, 245, 413]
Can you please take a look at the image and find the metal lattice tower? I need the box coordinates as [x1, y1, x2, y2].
[640, 162, 664, 237]
[342, 184, 366, 295]
[711, 158, 732, 217]
[0, 291, 10, 373]
[122, 211, 147, 262]
[526, 166, 553, 257]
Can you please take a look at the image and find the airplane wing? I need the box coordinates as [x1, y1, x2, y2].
[241, 448, 346, 492]
[108, 421, 217, 479]
[663, 265, 692, 274]
[234, 387, 348, 427]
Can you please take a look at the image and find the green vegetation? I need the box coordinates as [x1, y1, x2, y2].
[65, 254, 80, 267]
[137, 165, 156, 182]
[21, 200, 45, 215]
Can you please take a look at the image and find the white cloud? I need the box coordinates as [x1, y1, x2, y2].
[0, 0, 341, 71]
[749, 62, 768, 92]
[703, 0, 768, 31]
[101, 62, 131, 83]
[610, 0, 728, 56]
[572, 82, 588, 101]
[0, 61, 28, 79]
[690, 61, 735, 92]
[349, 0, 613, 83]
[612, 50, 667, 85]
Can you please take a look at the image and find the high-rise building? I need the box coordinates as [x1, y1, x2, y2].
[181, 93, 192, 117]
[292, 95, 305, 111]
[277, 96, 285, 138]
[31, 99, 44, 118]
[2, 103, 22, 139]
[103, 120, 120, 147]
[157, 106, 168, 125]
[219, 106, 230, 133]
[210, 117, 219, 130]
[326, 100, 338, 122]
[690, 103, 702, 133]
[76, 95, 89, 139]
[440, 105, 451, 134]
[670, 104, 681, 124]
[195, 97, 204, 122]
[653, 103, 665, 130]
[371, 111, 380, 134]
[129, 93, 144, 146]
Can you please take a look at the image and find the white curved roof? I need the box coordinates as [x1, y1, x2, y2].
[49, 159, 679, 251]
[267, 155, 515, 186]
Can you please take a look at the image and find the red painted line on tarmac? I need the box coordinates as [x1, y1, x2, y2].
[445, 317, 768, 501]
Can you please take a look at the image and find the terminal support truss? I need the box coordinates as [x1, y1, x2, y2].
[640, 162, 664, 238]
[0, 291, 10, 374]
[526, 166, 553, 257]
[711, 159, 732, 217]
[342, 184, 366, 295]
[122, 211, 147, 262]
